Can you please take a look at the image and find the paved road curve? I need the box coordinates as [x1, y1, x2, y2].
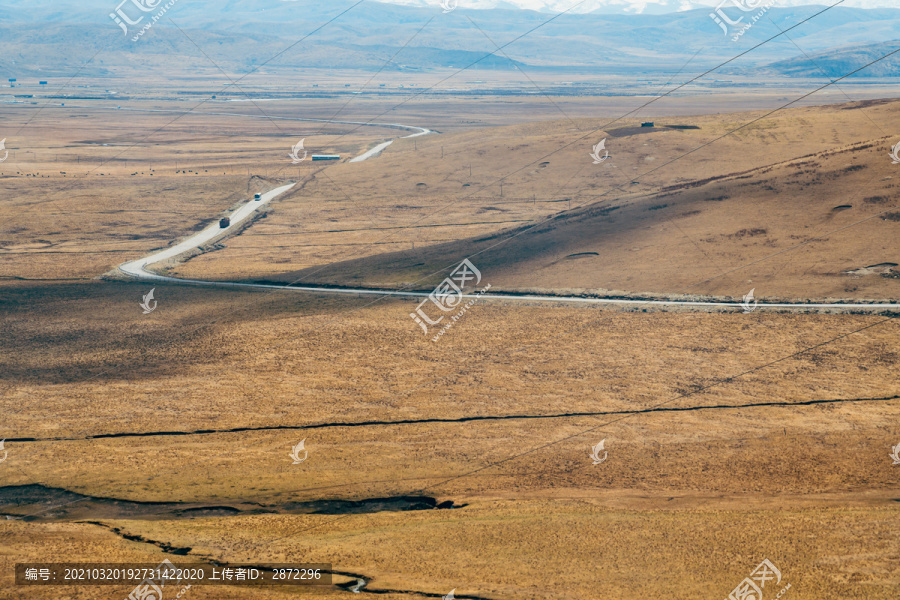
[116, 187, 900, 312]
[350, 124, 431, 163]
[119, 183, 297, 280]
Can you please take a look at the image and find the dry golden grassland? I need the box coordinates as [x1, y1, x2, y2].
[1, 93, 899, 599]
[5, 501, 898, 600]
[2, 279, 899, 598]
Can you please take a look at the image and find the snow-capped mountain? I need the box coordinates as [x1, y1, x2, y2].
[373, 0, 899, 14]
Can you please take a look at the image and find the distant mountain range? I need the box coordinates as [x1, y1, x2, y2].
[371, 0, 900, 14]
[0, 0, 897, 77]
[764, 40, 900, 77]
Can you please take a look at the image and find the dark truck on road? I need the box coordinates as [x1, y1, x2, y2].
[219, 217, 230, 228]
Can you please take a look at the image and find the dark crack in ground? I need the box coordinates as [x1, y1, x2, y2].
[84, 521, 492, 598]
[6, 395, 898, 444]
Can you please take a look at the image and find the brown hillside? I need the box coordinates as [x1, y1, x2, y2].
[236, 101, 900, 302]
